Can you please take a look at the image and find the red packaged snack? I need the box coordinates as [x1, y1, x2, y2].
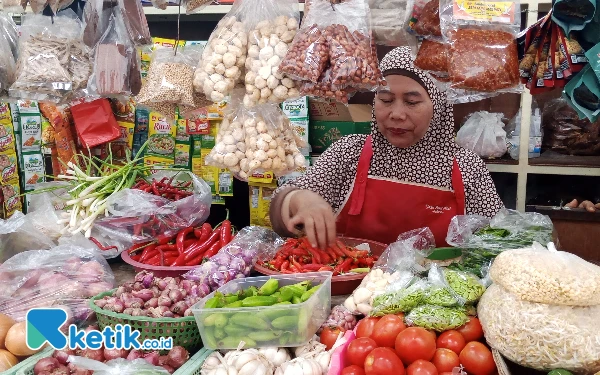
[414, 40, 449, 74]
[411, 0, 442, 37]
[70, 98, 121, 148]
[557, 28, 587, 75]
[519, 14, 552, 83]
[449, 28, 519, 92]
[54, 128, 77, 175]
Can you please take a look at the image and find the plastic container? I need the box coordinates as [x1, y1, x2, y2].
[89, 290, 202, 352]
[254, 237, 387, 295]
[191, 272, 332, 350]
[121, 250, 195, 278]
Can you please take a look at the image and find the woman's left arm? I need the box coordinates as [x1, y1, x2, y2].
[456, 150, 505, 217]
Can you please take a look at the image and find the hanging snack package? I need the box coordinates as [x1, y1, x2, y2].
[150, 0, 171, 10]
[564, 65, 600, 123]
[242, 0, 301, 107]
[519, 14, 552, 83]
[29, 0, 48, 13]
[83, 0, 110, 49]
[69, 41, 93, 95]
[527, 26, 554, 95]
[552, 0, 595, 36]
[136, 45, 202, 109]
[0, 13, 19, 60]
[369, 0, 417, 47]
[71, 98, 121, 148]
[414, 40, 449, 77]
[90, 14, 135, 98]
[0, 27, 15, 96]
[557, 29, 587, 75]
[206, 90, 306, 180]
[193, 0, 248, 103]
[117, 0, 152, 46]
[300, 68, 358, 103]
[183, 0, 212, 14]
[408, 0, 442, 38]
[9, 13, 83, 102]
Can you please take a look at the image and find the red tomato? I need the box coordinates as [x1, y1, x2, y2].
[320, 327, 341, 351]
[364, 347, 405, 375]
[440, 372, 454, 375]
[457, 318, 484, 342]
[356, 317, 380, 339]
[436, 330, 466, 355]
[395, 327, 437, 365]
[459, 342, 496, 375]
[407, 360, 439, 375]
[342, 365, 366, 375]
[370, 315, 407, 347]
[432, 348, 460, 373]
[347, 338, 378, 367]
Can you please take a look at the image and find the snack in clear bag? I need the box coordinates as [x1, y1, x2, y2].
[193, 2, 248, 102]
[456, 111, 507, 158]
[405, 304, 468, 331]
[69, 41, 92, 92]
[117, 0, 152, 46]
[369, 279, 428, 316]
[280, 23, 328, 83]
[136, 46, 202, 109]
[243, 0, 301, 107]
[90, 170, 212, 257]
[414, 39, 449, 75]
[409, 0, 442, 37]
[183, 226, 283, 291]
[1, 0, 23, 13]
[368, 0, 417, 47]
[300, 68, 357, 104]
[0, 13, 18, 60]
[91, 13, 135, 97]
[0, 28, 15, 96]
[490, 242, 600, 306]
[151, 0, 171, 10]
[183, 0, 213, 15]
[0, 244, 115, 322]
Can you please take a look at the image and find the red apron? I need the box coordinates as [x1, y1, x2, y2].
[336, 135, 466, 247]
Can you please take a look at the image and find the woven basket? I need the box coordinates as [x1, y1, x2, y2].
[89, 290, 202, 351]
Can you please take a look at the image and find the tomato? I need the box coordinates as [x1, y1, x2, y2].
[440, 372, 454, 375]
[347, 337, 378, 367]
[395, 327, 437, 365]
[457, 318, 484, 342]
[436, 330, 466, 355]
[356, 317, 380, 339]
[459, 342, 496, 375]
[432, 348, 460, 373]
[342, 365, 366, 375]
[407, 360, 439, 375]
[370, 315, 406, 348]
[320, 326, 341, 351]
[364, 347, 405, 375]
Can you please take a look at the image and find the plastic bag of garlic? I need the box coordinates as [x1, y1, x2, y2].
[193, 0, 247, 103]
[243, 0, 301, 107]
[206, 90, 307, 181]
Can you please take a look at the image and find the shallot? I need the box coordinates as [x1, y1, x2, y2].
[103, 348, 129, 360]
[166, 346, 189, 369]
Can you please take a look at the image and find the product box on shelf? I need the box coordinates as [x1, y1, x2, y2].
[134, 106, 150, 157]
[308, 101, 372, 153]
[191, 272, 332, 350]
[282, 97, 310, 156]
[249, 180, 277, 228]
[144, 111, 176, 167]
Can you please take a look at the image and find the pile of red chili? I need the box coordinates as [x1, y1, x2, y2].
[261, 238, 378, 276]
[129, 219, 235, 267]
[133, 176, 193, 201]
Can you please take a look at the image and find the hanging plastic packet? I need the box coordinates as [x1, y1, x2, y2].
[585, 41, 600, 83]
[150, 0, 177, 10]
[29, 0, 48, 13]
[580, 5, 600, 47]
[71, 98, 121, 148]
[519, 13, 552, 84]
[300, 68, 358, 104]
[552, 0, 596, 36]
[0, 13, 18, 60]
[1, 0, 23, 13]
[183, 0, 212, 14]
[563, 65, 600, 123]
[90, 13, 135, 98]
[82, 0, 109, 49]
[558, 30, 588, 77]
[117, 0, 153, 46]
[370, 0, 417, 47]
[193, 0, 248, 103]
[414, 40, 449, 77]
[456, 111, 507, 158]
[527, 27, 554, 95]
[242, 0, 301, 107]
[0, 24, 15, 96]
[407, 0, 442, 39]
[136, 45, 202, 109]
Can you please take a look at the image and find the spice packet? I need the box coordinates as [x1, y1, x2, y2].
[133, 106, 149, 157]
[1, 178, 21, 217]
[218, 169, 233, 196]
[41, 116, 55, 154]
[519, 15, 551, 83]
[249, 181, 276, 228]
[0, 103, 11, 125]
[0, 152, 18, 183]
[0, 122, 16, 154]
[20, 115, 42, 153]
[145, 110, 176, 163]
[21, 152, 45, 191]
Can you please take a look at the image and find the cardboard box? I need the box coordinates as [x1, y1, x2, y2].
[308, 101, 372, 153]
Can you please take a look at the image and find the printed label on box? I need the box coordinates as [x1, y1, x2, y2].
[282, 97, 309, 118]
[146, 112, 176, 160]
[21, 115, 42, 152]
[17, 100, 40, 115]
[22, 152, 45, 191]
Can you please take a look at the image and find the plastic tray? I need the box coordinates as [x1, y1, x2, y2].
[254, 237, 388, 295]
[121, 250, 195, 278]
[191, 272, 332, 350]
[9, 348, 214, 375]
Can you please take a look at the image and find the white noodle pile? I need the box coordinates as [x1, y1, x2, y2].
[478, 284, 600, 374]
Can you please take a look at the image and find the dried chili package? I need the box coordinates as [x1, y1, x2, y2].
[71, 98, 121, 148]
[414, 39, 449, 75]
[552, 0, 595, 35]
[408, 0, 442, 38]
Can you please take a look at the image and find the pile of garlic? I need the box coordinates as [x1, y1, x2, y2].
[207, 104, 307, 180]
[244, 15, 300, 107]
[193, 16, 247, 102]
[344, 268, 414, 315]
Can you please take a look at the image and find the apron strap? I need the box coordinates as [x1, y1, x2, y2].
[348, 135, 373, 216]
[451, 158, 466, 215]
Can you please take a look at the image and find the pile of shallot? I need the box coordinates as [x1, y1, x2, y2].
[94, 271, 209, 318]
[34, 339, 189, 375]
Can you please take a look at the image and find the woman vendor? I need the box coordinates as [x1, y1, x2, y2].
[269, 47, 504, 249]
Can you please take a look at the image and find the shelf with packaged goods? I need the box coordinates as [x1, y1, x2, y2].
[142, 3, 305, 15]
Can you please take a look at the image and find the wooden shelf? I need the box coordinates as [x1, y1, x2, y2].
[529, 151, 600, 168]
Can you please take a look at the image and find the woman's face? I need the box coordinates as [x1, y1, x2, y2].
[374, 75, 434, 148]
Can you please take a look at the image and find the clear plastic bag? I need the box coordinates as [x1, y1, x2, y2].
[206, 93, 306, 180]
[369, 0, 417, 47]
[137, 46, 202, 108]
[90, 13, 135, 97]
[1, 0, 24, 13]
[405, 304, 469, 331]
[68, 357, 169, 375]
[117, 0, 152, 46]
[428, 264, 485, 305]
[408, 0, 442, 38]
[0, 211, 56, 263]
[414, 39, 449, 76]
[300, 68, 357, 104]
[69, 40, 92, 92]
[24, 183, 68, 241]
[456, 111, 507, 158]
[82, 0, 109, 49]
[490, 242, 600, 306]
[29, 0, 48, 13]
[193, 1, 248, 102]
[279, 22, 328, 83]
[0, 24, 15, 96]
[0, 13, 19, 60]
[183, 0, 213, 15]
[243, 0, 300, 107]
[369, 279, 428, 316]
[0, 244, 114, 322]
[183, 226, 283, 291]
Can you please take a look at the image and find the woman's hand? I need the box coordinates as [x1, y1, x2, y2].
[286, 190, 337, 250]
[564, 199, 600, 212]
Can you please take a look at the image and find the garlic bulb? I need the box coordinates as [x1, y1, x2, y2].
[203, 348, 274, 375]
[278, 358, 322, 375]
[258, 347, 291, 367]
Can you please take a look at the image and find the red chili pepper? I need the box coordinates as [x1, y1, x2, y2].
[185, 253, 205, 266]
[302, 264, 325, 271]
[139, 244, 158, 262]
[164, 256, 179, 266]
[336, 240, 368, 258]
[272, 256, 284, 270]
[88, 237, 118, 252]
[127, 241, 155, 256]
[328, 243, 346, 259]
[335, 258, 353, 273]
[195, 223, 212, 241]
[318, 266, 334, 272]
[291, 248, 309, 257]
[131, 253, 142, 262]
[183, 239, 196, 249]
[176, 227, 194, 253]
[183, 230, 220, 261]
[202, 242, 222, 259]
[290, 257, 303, 272]
[281, 260, 289, 271]
[156, 233, 175, 246]
[146, 255, 161, 266]
[220, 220, 232, 248]
[156, 244, 177, 252]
